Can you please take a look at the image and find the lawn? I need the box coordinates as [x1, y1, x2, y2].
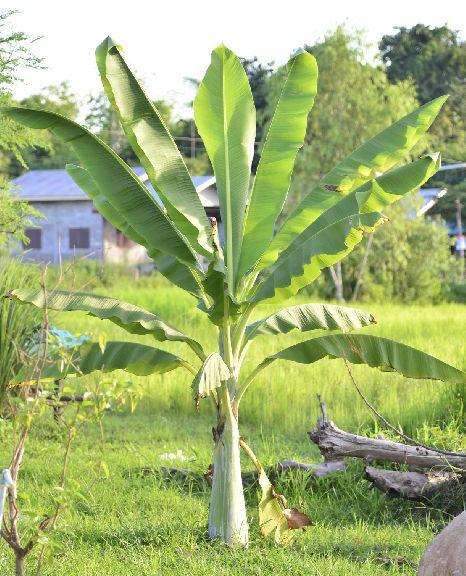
[1, 277, 465, 575]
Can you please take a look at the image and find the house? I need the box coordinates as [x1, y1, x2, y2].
[11, 168, 219, 264]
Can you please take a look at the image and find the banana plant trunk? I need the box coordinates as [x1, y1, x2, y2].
[208, 383, 248, 546]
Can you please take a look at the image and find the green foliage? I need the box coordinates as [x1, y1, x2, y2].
[335, 200, 461, 303]
[0, 10, 48, 172]
[380, 24, 466, 162]
[0, 257, 40, 406]
[0, 181, 41, 247]
[265, 28, 420, 211]
[7, 82, 80, 175]
[240, 56, 275, 170]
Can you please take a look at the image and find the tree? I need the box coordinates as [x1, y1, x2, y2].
[6, 82, 80, 175]
[274, 27, 420, 209]
[337, 198, 460, 302]
[0, 183, 40, 248]
[0, 9, 46, 172]
[380, 24, 466, 161]
[4, 38, 465, 549]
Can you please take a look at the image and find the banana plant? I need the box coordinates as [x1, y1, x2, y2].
[3, 39, 465, 548]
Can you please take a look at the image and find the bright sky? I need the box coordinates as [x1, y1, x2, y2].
[10, 0, 466, 116]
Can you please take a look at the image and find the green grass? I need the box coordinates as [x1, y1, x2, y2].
[44, 276, 466, 436]
[0, 276, 465, 574]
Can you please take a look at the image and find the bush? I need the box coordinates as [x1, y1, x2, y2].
[301, 199, 462, 304]
[0, 257, 40, 406]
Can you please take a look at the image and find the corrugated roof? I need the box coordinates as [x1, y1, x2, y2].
[12, 169, 217, 207]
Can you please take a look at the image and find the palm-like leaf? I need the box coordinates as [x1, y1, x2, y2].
[259, 96, 447, 269]
[261, 334, 465, 384]
[192, 353, 230, 400]
[2, 107, 197, 266]
[38, 341, 189, 379]
[194, 45, 256, 291]
[238, 51, 318, 277]
[245, 304, 376, 343]
[95, 37, 213, 258]
[8, 289, 205, 358]
[250, 154, 440, 304]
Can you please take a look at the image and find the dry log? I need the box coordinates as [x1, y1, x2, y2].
[309, 418, 466, 471]
[364, 466, 464, 500]
[417, 511, 466, 576]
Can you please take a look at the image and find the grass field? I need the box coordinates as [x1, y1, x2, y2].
[1, 276, 465, 575]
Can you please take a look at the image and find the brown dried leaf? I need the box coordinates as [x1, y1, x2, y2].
[283, 508, 313, 529]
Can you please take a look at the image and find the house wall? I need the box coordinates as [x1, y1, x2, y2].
[103, 221, 150, 265]
[14, 200, 104, 263]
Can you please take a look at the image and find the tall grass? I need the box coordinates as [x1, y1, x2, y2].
[0, 257, 40, 406]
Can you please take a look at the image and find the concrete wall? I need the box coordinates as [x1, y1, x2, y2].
[15, 200, 104, 264]
[103, 220, 150, 265]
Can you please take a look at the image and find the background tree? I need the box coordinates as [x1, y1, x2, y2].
[0, 9, 45, 248]
[380, 24, 466, 162]
[241, 57, 274, 170]
[0, 9, 47, 173]
[331, 198, 461, 303]
[6, 81, 80, 176]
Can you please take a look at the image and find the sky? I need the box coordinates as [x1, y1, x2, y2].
[9, 0, 466, 116]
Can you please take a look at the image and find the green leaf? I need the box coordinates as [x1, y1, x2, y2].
[66, 164, 146, 246]
[8, 289, 205, 357]
[95, 37, 213, 258]
[154, 253, 204, 299]
[1, 107, 197, 266]
[41, 341, 188, 379]
[192, 353, 230, 400]
[250, 211, 382, 305]
[260, 96, 447, 269]
[194, 45, 256, 291]
[264, 333, 466, 384]
[238, 51, 318, 277]
[250, 154, 441, 305]
[66, 164, 204, 298]
[245, 304, 376, 343]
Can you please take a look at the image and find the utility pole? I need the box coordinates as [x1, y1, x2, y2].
[455, 197, 465, 276]
[191, 120, 196, 159]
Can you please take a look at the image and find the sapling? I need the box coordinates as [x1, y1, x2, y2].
[3, 40, 465, 547]
[1, 277, 142, 574]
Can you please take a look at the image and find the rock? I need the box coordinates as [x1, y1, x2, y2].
[418, 511, 466, 576]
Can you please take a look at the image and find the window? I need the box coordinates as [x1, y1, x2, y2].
[23, 228, 42, 249]
[69, 228, 90, 249]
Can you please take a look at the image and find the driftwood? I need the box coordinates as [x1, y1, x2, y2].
[417, 511, 466, 576]
[364, 466, 464, 500]
[309, 418, 466, 471]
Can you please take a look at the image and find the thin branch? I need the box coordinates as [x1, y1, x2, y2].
[343, 360, 465, 457]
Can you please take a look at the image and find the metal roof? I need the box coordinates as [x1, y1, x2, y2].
[12, 169, 217, 207]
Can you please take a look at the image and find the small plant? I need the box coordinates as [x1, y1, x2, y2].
[0, 257, 40, 409]
[3, 40, 465, 547]
[1, 351, 141, 575]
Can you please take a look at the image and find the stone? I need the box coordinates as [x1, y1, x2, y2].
[418, 511, 466, 576]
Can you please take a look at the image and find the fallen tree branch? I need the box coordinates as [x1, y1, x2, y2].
[309, 418, 466, 471]
[364, 466, 464, 500]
